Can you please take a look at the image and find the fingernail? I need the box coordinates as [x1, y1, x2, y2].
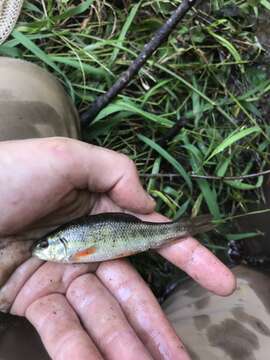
[147, 193, 156, 205]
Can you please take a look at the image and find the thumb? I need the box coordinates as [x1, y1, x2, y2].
[108, 157, 156, 214]
[52, 138, 156, 214]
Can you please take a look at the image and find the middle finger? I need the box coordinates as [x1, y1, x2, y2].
[97, 259, 190, 360]
[67, 273, 154, 360]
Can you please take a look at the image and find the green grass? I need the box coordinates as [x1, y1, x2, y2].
[2, 0, 270, 299]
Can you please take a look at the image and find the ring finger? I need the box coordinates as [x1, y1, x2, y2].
[26, 293, 102, 360]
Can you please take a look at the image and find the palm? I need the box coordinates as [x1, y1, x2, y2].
[0, 138, 235, 360]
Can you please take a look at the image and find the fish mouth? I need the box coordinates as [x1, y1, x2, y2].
[32, 248, 47, 261]
[31, 244, 42, 259]
[30, 239, 39, 253]
[31, 244, 49, 261]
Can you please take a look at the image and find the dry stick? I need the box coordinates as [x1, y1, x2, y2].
[80, 0, 198, 127]
[190, 169, 270, 180]
[140, 169, 270, 181]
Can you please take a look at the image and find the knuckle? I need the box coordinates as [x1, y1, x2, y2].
[67, 273, 96, 298]
[44, 137, 79, 174]
[120, 154, 137, 174]
[46, 137, 73, 158]
[185, 242, 201, 270]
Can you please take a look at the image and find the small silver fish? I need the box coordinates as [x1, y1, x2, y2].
[32, 212, 213, 263]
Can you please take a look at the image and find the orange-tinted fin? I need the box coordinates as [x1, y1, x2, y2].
[72, 246, 97, 261]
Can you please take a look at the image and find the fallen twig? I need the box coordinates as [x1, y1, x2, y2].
[80, 0, 198, 126]
[139, 169, 270, 181]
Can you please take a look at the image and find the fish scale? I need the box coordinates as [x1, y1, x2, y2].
[32, 212, 214, 263]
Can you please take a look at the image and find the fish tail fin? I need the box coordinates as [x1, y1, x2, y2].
[178, 214, 215, 236]
[152, 214, 215, 251]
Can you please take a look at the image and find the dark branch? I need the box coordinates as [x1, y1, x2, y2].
[80, 0, 198, 127]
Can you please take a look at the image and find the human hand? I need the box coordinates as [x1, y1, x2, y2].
[0, 138, 235, 359]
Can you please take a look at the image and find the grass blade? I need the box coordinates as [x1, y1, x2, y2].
[138, 134, 192, 190]
[207, 126, 261, 161]
[93, 99, 173, 127]
[54, 0, 94, 21]
[110, 2, 141, 64]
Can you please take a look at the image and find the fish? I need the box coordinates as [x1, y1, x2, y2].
[32, 212, 214, 263]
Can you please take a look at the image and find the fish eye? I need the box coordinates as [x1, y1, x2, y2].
[38, 239, 49, 249]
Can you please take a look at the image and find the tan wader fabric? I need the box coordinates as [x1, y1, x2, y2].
[0, 57, 81, 294]
[163, 266, 270, 360]
[0, 57, 80, 140]
[0, 57, 81, 359]
[0, 58, 269, 360]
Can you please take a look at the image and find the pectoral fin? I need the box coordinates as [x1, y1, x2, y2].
[71, 246, 97, 261]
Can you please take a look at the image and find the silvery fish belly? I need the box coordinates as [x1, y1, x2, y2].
[32, 212, 213, 263]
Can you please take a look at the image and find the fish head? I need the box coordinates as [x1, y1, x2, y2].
[32, 233, 68, 262]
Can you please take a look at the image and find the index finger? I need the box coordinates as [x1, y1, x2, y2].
[138, 212, 236, 296]
[159, 237, 235, 296]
